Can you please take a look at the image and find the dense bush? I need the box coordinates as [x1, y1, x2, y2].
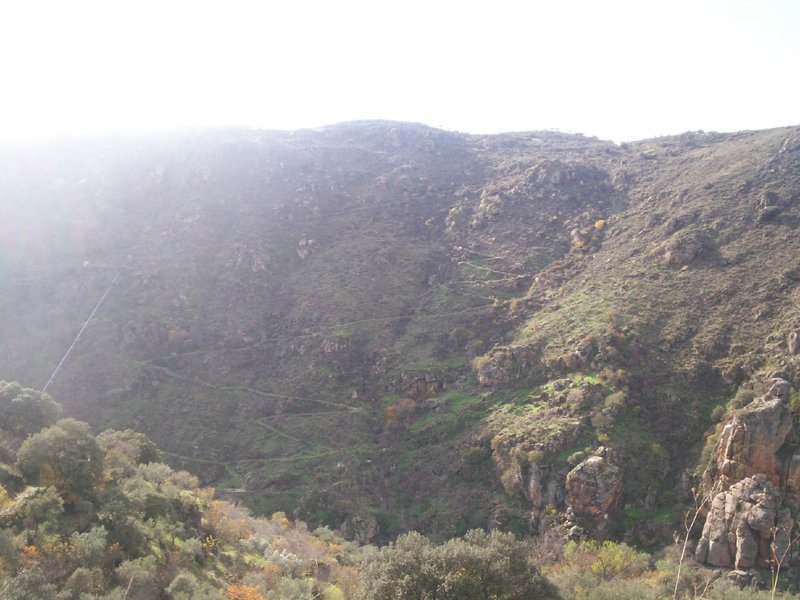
[358, 529, 560, 600]
[0, 381, 361, 598]
[546, 540, 659, 600]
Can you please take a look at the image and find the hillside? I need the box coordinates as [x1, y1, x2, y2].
[0, 382, 362, 599]
[1, 121, 799, 547]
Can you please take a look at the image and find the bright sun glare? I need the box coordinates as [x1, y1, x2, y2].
[0, 0, 798, 142]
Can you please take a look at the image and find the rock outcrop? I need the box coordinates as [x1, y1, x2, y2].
[663, 231, 703, 266]
[695, 475, 791, 568]
[705, 379, 793, 490]
[565, 447, 622, 536]
[788, 329, 800, 355]
[696, 378, 800, 569]
[474, 345, 541, 387]
[526, 463, 566, 524]
[401, 371, 445, 399]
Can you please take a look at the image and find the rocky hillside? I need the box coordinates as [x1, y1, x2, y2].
[1, 122, 799, 546]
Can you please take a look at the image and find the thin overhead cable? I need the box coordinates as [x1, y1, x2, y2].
[42, 272, 120, 394]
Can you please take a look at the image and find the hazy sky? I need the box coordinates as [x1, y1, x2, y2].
[1, 0, 798, 142]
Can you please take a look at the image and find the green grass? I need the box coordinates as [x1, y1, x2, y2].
[552, 433, 596, 466]
[624, 505, 675, 524]
[407, 390, 487, 437]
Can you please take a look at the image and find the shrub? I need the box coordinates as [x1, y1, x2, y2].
[226, 582, 266, 600]
[358, 530, 559, 600]
[710, 404, 726, 421]
[549, 540, 656, 599]
[730, 387, 755, 410]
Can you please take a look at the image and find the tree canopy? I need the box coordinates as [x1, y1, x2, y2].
[16, 418, 104, 503]
[0, 381, 61, 438]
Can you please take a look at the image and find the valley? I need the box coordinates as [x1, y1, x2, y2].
[2, 121, 800, 555]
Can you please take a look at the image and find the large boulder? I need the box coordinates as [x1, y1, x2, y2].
[565, 448, 622, 536]
[662, 231, 703, 266]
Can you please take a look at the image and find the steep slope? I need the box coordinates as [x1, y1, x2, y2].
[1, 122, 799, 543]
[473, 126, 800, 542]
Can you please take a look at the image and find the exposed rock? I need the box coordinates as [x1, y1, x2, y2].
[524, 159, 610, 189]
[570, 228, 587, 249]
[788, 329, 800, 355]
[400, 371, 445, 399]
[758, 190, 780, 209]
[470, 192, 504, 228]
[565, 448, 622, 536]
[757, 206, 781, 223]
[663, 231, 703, 266]
[338, 513, 377, 544]
[474, 345, 542, 386]
[549, 330, 633, 375]
[696, 476, 782, 569]
[567, 524, 586, 540]
[321, 336, 352, 354]
[779, 130, 800, 155]
[783, 453, 800, 510]
[768, 378, 791, 401]
[296, 238, 318, 259]
[697, 378, 800, 571]
[703, 379, 793, 490]
[724, 569, 763, 590]
[527, 463, 565, 514]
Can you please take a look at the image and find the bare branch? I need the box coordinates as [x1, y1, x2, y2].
[674, 488, 707, 600]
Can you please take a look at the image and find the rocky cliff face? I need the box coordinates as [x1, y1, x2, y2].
[695, 475, 791, 569]
[565, 448, 623, 537]
[696, 377, 800, 570]
[705, 379, 793, 490]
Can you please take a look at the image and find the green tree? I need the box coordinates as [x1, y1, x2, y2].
[115, 555, 158, 600]
[70, 524, 108, 566]
[1, 566, 58, 599]
[97, 429, 162, 478]
[439, 530, 559, 599]
[63, 567, 105, 596]
[358, 532, 439, 600]
[0, 381, 62, 437]
[16, 418, 104, 504]
[21, 486, 64, 536]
